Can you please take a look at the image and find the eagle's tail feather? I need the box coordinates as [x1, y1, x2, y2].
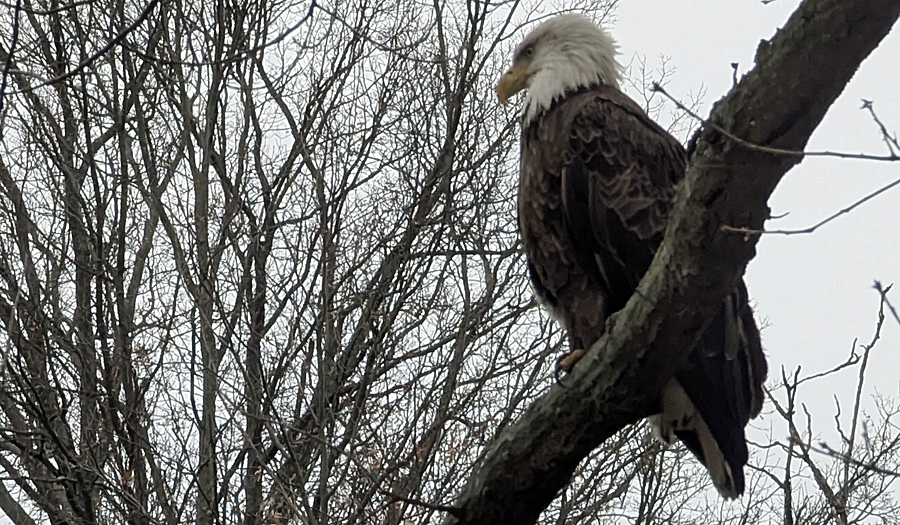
[650, 379, 743, 498]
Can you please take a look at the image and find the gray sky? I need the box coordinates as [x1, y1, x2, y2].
[614, 0, 900, 484]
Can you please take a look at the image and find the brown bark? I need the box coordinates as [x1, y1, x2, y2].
[445, 0, 900, 523]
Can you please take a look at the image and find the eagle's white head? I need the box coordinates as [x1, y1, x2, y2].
[496, 14, 623, 125]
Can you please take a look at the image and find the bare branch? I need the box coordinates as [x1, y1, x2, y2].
[874, 281, 900, 330]
[861, 99, 900, 155]
[653, 82, 900, 163]
[720, 175, 900, 237]
[810, 442, 900, 478]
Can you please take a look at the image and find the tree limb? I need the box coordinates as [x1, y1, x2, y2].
[445, 0, 900, 523]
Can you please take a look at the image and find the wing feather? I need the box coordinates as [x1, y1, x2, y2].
[561, 87, 683, 310]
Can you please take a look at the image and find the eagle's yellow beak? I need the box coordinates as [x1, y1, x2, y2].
[496, 62, 530, 105]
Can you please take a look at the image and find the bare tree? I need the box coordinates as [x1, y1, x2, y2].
[753, 285, 900, 525]
[0, 0, 606, 523]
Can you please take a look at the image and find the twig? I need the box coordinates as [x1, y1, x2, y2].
[873, 281, 900, 330]
[841, 280, 889, 488]
[794, 342, 859, 387]
[31, 0, 160, 90]
[721, 174, 900, 236]
[121, 0, 319, 68]
[793, 284, 899, 482]
[0, 0, 23, 127]
[312, 1, 439, 59]
[810, 441, 900, 478]
[0, 0, 89, 15]
[382, 491, 464, 518]
[8, 0, 327, 91]
[861, 99, 900, 156]
[652, 83, 900, 162]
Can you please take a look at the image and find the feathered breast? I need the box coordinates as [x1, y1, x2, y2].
[518, 84, 686, 329]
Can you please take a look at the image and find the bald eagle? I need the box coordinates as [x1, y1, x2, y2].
[496, 15, 767, 498]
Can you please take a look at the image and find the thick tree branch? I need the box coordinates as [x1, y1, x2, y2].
[445, 1, 900, 523]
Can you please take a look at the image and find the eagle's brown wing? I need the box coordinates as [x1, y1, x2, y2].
[561, 86, 684, 313]
[557, 85, 767, 497]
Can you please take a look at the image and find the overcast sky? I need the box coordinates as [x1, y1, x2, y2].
[612, 0, 900, 483]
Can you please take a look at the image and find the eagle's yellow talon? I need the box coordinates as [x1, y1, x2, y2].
[557, 348, 586, 372]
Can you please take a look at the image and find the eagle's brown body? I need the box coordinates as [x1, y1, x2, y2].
[519, 85, 682, 349]
[518, 84, 768, 497]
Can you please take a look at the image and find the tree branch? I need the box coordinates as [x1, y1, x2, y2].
[445, 1, 900, 523]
